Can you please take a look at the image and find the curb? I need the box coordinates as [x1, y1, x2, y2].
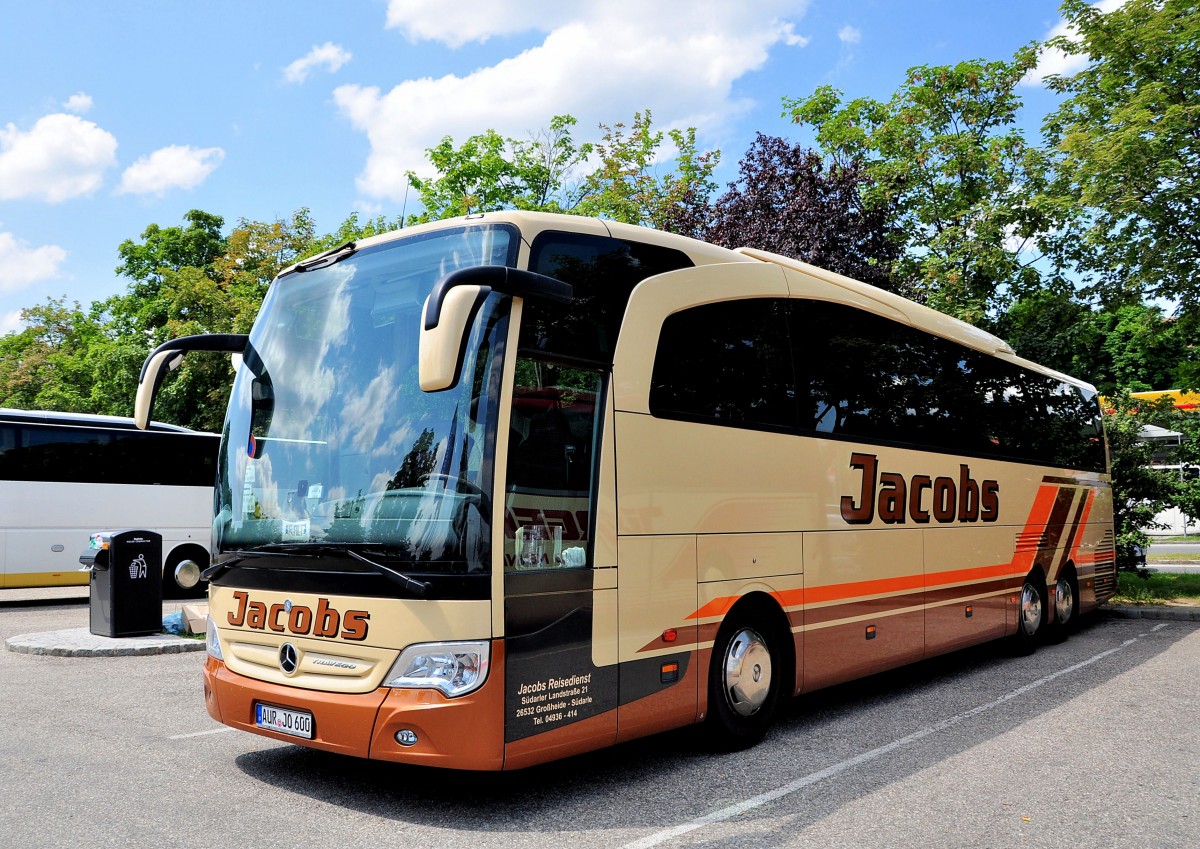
[1101, 605, 1200, 622]
[5, 627, 206, 657]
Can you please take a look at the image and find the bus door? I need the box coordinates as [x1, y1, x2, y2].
[500, 357, 618, 767]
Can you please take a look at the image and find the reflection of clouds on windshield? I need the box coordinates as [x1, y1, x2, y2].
[342, 365, 397, 454]
[258, 265, 356, 441]
[368, 471, 395, 494]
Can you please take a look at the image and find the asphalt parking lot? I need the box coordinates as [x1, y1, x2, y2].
[2, 589, 1197, 849]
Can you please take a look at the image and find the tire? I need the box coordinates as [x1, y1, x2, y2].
[705, 612, 781, 750]
[1012, 573, 1047, 655]
[163, 547, 208, 600]
[1048, 572, 1078, 643]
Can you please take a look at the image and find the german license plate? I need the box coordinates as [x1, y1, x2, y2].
[255, 703, 313, 739]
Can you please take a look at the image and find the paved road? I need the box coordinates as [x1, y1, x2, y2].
[1150, 542, 1200, 554]
[1, 596, 1197, 849]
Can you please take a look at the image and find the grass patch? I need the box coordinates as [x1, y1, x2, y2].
[1148, 552, 1200, 563]
[1150, 535, 1200, 543]
[1112, 572, 1200, 605]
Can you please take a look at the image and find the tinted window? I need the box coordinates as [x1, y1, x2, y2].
[0, 423, 219, 485]
[787, 300, 1105, 471]
[650, 299, 797, 431]
[525, 232, 693, 363]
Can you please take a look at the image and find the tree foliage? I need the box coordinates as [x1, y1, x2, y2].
[692, 133, 899, 290]
[406, 115, 593, 221]
[576, 110, 719, 231]
[785, 50, 1057, 323]
[997, 295, 1199, 397]
[408, 110, 719, 231]
[1041, 0, 1200, 312]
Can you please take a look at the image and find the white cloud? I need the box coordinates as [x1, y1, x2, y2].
[117, 145, 225, 196]
[1, 310, 24, 334]
[63, 92, 94, 114]
[340, 0, 812, 201]
[385, 0, 567, 47]
[0, 113, 118, 202]
[1027, 0, 1127, 85]
[781, 22, 810, 47]
[0, 231, 68, 294]
[838, 25, 861, 44]
[283, 42, 352, 84]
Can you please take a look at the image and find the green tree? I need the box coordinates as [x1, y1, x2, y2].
[406, 115, 592, 222]
[995, 290, 1104, 380]
[576, 110, 719, 231]
[1041, 0, 1200, 315]
[406, 111, 719, 232]
[1103, 392, 1182, 570]
[785, 49, 1057, 323]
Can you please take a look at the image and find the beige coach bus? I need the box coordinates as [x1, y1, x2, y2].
[136, 211, 1115, 769]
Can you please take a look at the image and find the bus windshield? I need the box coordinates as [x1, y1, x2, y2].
[213, 224, 517, 577]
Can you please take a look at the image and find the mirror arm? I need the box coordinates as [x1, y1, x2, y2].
[424, 267, 573, 331]
[135, 334, 250, 429]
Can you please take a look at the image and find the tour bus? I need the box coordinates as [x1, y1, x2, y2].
[135, 211, 1115, 769]
[0, 409, 218, 596]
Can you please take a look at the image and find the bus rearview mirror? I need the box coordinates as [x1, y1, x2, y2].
[419, 266, 573, 392]
[135, 334, 250, 429]
[419, 285, 488, 392]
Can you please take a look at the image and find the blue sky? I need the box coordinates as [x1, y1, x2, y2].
[0, 0, 1092, 335]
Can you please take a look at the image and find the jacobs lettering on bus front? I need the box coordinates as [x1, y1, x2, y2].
[227, 590, 370, 641]
[840, 452, 999, 525]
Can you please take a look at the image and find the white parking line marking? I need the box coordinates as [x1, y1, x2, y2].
[621, 636, 1143, 849]
[169, 727, 235, 740]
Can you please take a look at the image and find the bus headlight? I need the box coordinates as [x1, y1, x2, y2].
[383, 640, 490, 697]
[205, 616, 224, 661]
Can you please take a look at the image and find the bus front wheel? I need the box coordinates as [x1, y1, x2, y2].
[706, 613, 780, 750]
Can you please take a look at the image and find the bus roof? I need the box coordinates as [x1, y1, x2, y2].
[278, 211, 1097, 395]
[0, 408, 210, 434]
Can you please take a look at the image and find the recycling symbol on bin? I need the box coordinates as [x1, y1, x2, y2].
[128, 554, 148, 580]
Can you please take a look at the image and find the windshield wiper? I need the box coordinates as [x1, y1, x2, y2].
[201, 547, 307, 583]
[280, 241, 357, 277]
[343, 549, 430, 598]
[204, 543, 430, 598]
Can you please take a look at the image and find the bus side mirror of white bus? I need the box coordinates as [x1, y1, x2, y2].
[419, 266, 573, 392]
[135, 333, 250, 429]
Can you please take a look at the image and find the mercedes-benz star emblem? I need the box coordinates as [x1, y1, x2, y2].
[279, 643, 299, 675]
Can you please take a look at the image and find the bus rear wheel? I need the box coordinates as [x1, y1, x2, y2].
[1048, 573, 1078, 642]
[706, 614, 780, 750]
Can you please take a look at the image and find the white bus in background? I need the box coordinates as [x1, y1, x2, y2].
[0, 409, 219, 597]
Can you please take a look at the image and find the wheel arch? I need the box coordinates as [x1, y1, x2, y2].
[717, 589, 796, 702]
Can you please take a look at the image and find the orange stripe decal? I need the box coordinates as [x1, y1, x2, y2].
[682, 479, 1106, 625]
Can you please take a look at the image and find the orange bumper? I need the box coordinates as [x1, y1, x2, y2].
[203, 642, 506, 770]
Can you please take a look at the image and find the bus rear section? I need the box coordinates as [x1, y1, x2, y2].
[173, 212, 1114, 770]
[0, 409, 217, 595]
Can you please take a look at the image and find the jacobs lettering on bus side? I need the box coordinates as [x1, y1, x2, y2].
[227, 590, 370, 641]
[840, 452, 999, 525]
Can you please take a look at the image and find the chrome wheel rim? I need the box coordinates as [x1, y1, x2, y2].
[1055, 578, 1074, 625]
[1020, 583, 1043, 637]
[723, 628, 772, 717]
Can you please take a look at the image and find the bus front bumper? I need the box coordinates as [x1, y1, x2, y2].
[203, 642, 506, 770]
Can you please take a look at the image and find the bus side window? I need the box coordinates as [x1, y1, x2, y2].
[648, 299, 797, 431]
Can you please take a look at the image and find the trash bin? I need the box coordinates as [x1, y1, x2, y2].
[79, 530, 163, 637]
